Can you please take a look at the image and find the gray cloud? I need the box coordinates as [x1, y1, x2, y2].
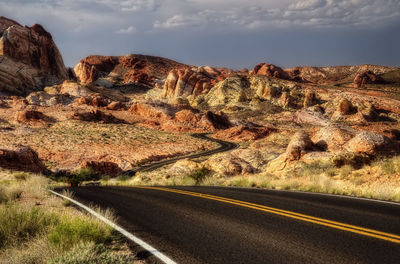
[0, 0, 399, 68]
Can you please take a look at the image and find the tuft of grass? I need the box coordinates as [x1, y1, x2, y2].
[116, 174, 131, 182]
[0, 206, 60, 248]
[48, 217, 114, 251]
[13, 172, 29, 181]
[60, 189, 75, 207]
[49, 241, 133, 264]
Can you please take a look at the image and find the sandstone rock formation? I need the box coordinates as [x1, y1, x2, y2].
[15, 109, 53, 124]
[285, 64, 394, 85]
[252, 63, 289, 80]
[0, 145, 48, 173]
[312, 125, 356, 152]
[162, 66, 232, 99]
[74, 54, 187, 86]
[213, 125, 276, 142]
[81, 161, 122, 177]
[69, 110, 124, 124]
[0, 16, 68, 95]
[345, 131, 398, 155]
[162, 68, 212, 98]
[26, 91, 73, 106]
[353, 70, 383, 88]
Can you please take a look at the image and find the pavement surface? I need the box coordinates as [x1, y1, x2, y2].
[62, 186, 400, 264]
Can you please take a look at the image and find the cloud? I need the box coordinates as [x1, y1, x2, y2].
[153, 0, 400, 30]
[116, 25, 136, 34]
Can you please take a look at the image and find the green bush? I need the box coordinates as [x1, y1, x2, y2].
[13, 172, 29, 181]
[189, 167, 211, 185]
[101, 175, 110, 181]
[49, 242, 133, 264]
[0, 206, 59, 248]
[48, 217, 113, 250]
[116, 174, 131, 182]
[68, 168, 98, 186]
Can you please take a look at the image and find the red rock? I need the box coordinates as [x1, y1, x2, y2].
[106, 101, 124, 110]
[70, 110, 123, 123]
[346, 131, 398, 155]
[0, 145, 48, 173]
[74, 54, 187, 86]
[15, 110, 52, 124]
[285, 132, 314, 161]
[213, 125, 276, 142]
[81, 161, 122, 177]
[252, 63, 289, 80]
[0, 16, 67, 80]
[0, 17, 68, 95]
[354, 70, 383, 88]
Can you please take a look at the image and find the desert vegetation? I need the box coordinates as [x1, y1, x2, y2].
[0, 170, 136, 264]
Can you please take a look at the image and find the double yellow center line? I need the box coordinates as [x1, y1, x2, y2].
[135, 186, 400, 244]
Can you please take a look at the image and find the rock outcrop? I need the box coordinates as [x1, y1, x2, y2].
[0, 145, 48, 173]
[69, 110, 124, 124]
[162, 66, 232, 98]
[81, 161, 122, 177]
[252, 63, 289, 80]
[353, 71, 384, 88]
[0, 16, 68, 95]
[285, 64, 394, 85]
[345, 131, 398, 155]
[15, 109, 53, 124]
[213, 125, 276, 142]
[74, 54, 187, 86]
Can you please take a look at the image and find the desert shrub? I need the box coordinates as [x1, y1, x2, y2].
[0, 206, 59, 248]
[189, 167, 210, 185]
[296, 161, 335, 177]
[13, 172, 29, 181]
[68, 168, 98, 186]
[48, 217, 113, 250]
[101, 175, 110, 181]
[49, 241, 133, 264]
[331, 152, 370, 169]
[339, 165, 353, 179]
[116, 174, 131, 182]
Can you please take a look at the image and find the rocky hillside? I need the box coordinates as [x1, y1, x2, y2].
[73, 54, 189, 87]
[0, 16, 68, 95]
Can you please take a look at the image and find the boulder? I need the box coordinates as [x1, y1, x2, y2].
[337, 98, 353, 115]
[345, 131, 398, 155]
[0, 145, 48, 173]
[26, 91, 73, 106]
[15, 110, 53, 124]
[285, 132, 314, 161]
[60, 81, 91, 97]
[303, 90, 317, 107]
[312, 125, 356, 152]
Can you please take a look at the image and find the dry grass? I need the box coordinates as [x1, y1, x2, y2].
[0, 171, 135, 264]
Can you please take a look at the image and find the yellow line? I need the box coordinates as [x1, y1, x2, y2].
[135, 186, 400, 244]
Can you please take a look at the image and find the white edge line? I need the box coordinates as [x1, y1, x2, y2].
[49, 190, 177, 264]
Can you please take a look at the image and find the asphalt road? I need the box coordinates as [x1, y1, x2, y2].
[63, 186, 400, 264]
[126, 133, 238, 175]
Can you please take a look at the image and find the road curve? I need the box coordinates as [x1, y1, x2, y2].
[63, 186, 400, 264]
[126, 133, 238, 175]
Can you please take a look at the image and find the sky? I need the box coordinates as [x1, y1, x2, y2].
[1, 0, 400, 69]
